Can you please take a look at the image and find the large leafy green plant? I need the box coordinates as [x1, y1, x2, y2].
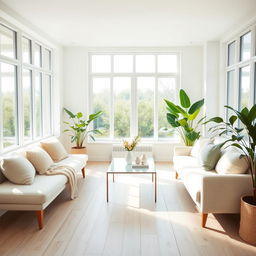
[164, 89, 205, 146]
[63, 108, 103, 148]
[205, 105, 256, 203]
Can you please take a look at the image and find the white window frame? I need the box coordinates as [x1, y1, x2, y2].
[225, 24, 256, 121]
[0, 19, 54, 154]
[88, 52, 180, 142]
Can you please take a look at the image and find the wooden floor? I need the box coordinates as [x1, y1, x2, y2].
[0, 162, 255, 256]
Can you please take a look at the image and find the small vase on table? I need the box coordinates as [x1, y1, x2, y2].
[126, 151, 132, 165]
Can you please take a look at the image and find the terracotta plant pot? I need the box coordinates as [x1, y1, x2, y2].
[239, 195, 256, 245]
[70, 147, 87, 154]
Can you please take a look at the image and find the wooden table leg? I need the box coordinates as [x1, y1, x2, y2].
[106, 173, 109, 202]
[113, 173, 115, 182]
[155, 172, 157, 203]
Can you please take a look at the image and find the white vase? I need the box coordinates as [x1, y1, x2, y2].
[126, 151, 132, 164]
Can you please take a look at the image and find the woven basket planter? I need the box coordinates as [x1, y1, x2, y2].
[239, 196, 256, 245]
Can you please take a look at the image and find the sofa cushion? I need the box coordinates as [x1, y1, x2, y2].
[216, 149, 249, 174]
[0, 174, 67, 205]
[200, 143, 222, 171]
[190, 138, 212, 158]
[26, 147, 54, 174]
[0, 155, 36, 185]
[181, 167, 217, 204]
[41, 138, 68, 162]
[56, 154, 88, 172]
[173, 156, 200, 173]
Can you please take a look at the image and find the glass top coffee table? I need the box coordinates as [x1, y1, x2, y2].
[106, 157, 157, 203]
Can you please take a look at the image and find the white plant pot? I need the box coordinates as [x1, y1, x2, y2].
[126, 151, 132, 164]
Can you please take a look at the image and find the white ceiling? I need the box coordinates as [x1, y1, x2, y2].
[1, 0, 256, 47]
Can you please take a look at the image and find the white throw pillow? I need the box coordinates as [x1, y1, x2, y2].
[0, 155, 36, 185]
[190, 138, 212, 158]
[215, 149, 249, 174]
[41, 138, 68, 162]
[26, 147, 54, 174]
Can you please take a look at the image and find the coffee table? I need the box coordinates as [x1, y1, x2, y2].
[106, 157, 157, 202]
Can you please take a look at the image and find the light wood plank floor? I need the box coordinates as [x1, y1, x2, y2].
[0, 162, 255, 256]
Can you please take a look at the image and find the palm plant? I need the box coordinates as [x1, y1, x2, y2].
[63, 108, 103, 148]
[164, 89, 205, 146]
[205, 105, 256, 203]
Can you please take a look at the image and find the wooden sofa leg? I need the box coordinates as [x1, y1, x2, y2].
[201, 213, 208, 228]
[81, 167, 85, 178]
[175, 171, 179, 179]
[36, 210, 44, 230]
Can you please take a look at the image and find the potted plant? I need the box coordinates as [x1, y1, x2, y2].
[63, 108, 103, 154]
[205, 104, 256, 245]
[164, 89, 205, 146]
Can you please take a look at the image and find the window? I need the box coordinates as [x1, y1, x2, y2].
[0, 63, 17, 148]
[22, 69, 32, 142]
[225, 26, 256, 121]
[22, 37, 31, 64]
[227, 41, 235, 66]
[240, 32, 251, 61]
[0, 22, 53, 152]
[239, 66, 250, 110]
[89, 53, 179, 140]
[0, 24, 16, 59]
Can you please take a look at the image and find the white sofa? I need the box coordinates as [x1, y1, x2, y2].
[0, 141, 88, 229]
[173, 146, 252, 227]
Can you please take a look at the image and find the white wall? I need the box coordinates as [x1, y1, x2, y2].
[62, 46, 204, 161]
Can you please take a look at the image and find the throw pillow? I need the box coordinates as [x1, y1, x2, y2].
[41, 138, 68, 162]
[26, 147, 54, 174]
[190, 138, 212, 159]
[216, 149, 249, 174]
[200, 143, 222, 171]
[0, 155, 36, 185]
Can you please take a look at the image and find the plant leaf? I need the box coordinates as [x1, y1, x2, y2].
[204, 117, 223, 124]
[188, 99, 204, 114]
[167, 113, 180, 127]
[64, 108, 76, 118]
[164, 100, 180, 114]
[248, 104, 256, 122]
[229, 115, 237, 125]
[179, 89, 191, 108]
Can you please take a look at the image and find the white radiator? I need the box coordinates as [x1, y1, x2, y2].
[112, 144, 153, 158]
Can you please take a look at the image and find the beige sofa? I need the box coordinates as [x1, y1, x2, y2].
[173, 146, 252, 227]
[0, 141, 88, 229]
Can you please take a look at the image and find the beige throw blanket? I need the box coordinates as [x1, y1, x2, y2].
[46, 165, 78, 199]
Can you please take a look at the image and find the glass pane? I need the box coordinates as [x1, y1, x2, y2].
[240, 32, 251, 61]
[0, 24, 16, 59]
[91, 55, 111, 73]
[226, 70, 235, 120]
[43, 48, 51, 70]
[92, 78, 110, 137]
[22, 69, 32, 142]
[157, 55, 177, 73]
[22, 37, 31, 64]
[136, 55, 155, 73]
[113, 77, 131, 137]
[0, 63, 17, 148]
[113, 55, 133, 73]
[34, 72, 42, 137]
[239, 65, 250, 110]
[34, 43, 42, 67]
[227, 41, 235, 66]
[137, 77, 154, 137]
[43, 74, 52, 136]
[158, 78, 176, 138]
